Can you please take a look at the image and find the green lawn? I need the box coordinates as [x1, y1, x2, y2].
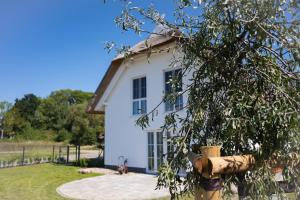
[0, 164, 296, 200]
[0, 163, 99, 200]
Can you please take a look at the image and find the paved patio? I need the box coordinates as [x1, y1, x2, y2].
[56, 173, 170, 200]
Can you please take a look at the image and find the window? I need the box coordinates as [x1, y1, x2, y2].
[147, 131, 164, 172]
[164, 69, 183, 111]
[167, 132, 174, 162]
[132, 77, 147, 115]
[148, 132, 154, 171]
[156, 132, 163, 168]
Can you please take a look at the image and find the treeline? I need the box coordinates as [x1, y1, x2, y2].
[0, 90, 104, 145]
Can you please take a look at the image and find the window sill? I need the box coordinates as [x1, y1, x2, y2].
[130, 113, 146, 119]
[164, 108, 184, 114]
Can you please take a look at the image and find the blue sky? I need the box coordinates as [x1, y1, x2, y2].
[0, 0, 174, 103]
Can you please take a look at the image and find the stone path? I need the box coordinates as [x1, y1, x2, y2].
[57, 173, 170, 200]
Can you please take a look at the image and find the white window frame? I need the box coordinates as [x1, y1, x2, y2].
[132, 76, 147, 115]
[163, 68, 183, 112]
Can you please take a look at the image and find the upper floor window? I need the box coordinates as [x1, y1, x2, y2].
[164, 69, 183, 112]
[132, 77, 147, 115]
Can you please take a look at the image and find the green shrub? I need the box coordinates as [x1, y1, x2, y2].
[74, 158, 88, 168]
[55, 129, 71, 142]
[87, 157, 104, 167]
[13, 128, 56, 142]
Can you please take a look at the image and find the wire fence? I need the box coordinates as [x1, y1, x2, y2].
[0, 143, 100, 168]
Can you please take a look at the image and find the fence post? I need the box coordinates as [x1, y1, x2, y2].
[78, 145, 80, 161]
[66, 145, 70, 164]
[22, 146, 25, 166]
[52, 145, 55, 163]
[75, 146, 78, 162]
[59, 146, 61, 161]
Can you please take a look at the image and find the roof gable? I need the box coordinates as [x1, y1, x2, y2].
[86, 32, 178, 114]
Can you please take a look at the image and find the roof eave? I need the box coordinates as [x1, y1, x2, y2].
[86, 35, 178, 114]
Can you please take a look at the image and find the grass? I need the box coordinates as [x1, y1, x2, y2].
[0, 163, 100, 200]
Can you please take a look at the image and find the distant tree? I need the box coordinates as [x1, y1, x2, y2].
[2, 90, 104, 145]
[37, 97, 69, 131]
[0, 101, 12, 139]
[14, 94, 40, 127]
[37, 90, 94, 131]
[48, 89, 93, 105]
[36, 89, 103, 144]
[67, 103, 104, 145]
[3, 107, 29, 136]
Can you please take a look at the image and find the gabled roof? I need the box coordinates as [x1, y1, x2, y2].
[86, 32, 178, 114]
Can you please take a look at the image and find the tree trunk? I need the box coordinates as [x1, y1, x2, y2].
[0, 129, 3, 139]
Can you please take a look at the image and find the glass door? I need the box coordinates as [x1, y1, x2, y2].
[156, 132, 163, 169]
[147, 132, 155, 171]
[147, 131, 164, 172]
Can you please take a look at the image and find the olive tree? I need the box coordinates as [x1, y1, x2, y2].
[111, 0, 300, 199]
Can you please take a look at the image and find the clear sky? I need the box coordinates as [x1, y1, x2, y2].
[0, 0, 174, 103]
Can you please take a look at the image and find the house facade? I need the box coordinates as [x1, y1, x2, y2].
[87, 33, 188, 173]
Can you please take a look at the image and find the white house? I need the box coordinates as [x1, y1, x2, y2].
[87, 30, 188, 173]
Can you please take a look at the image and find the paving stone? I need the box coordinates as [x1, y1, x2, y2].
[57, 173, 170, 200]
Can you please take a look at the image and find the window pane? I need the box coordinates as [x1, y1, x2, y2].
[148, 157, 154, 171]
[164, 69, 182, 112]
[148, 145, 154, 157]
[175, 69, 182, 92]
[133, 77, 146, 99]
[148, 132, 154, 171]
[141, 77, 147, 98]
[165, 101, 173, 112]
[157, 132, 164, 169]
[157, 145, 163, 168]
[133, 79, 139, 99]
[148, 132, 154, 145]
[165, 71, 173, 112]
[140, 100, 147, 114]
[133, 101, 139, 115]
[165, 71, 172, 94]
[175, 94, 183, 111]
[167, 132, 174, 162]
[157, 132, 163, 145]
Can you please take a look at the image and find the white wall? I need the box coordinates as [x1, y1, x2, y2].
[101, 47, 188, 169]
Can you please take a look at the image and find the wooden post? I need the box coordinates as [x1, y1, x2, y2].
[22, 146, 25, 166]
[189, 146, 255, 200]
[75, 146, 78, 162]
[77, 145, 81, 161]
[52, 145, 55, 162]
[66, 145, 70, 164]
[195, 146, 222, 200]
[207, 155, 255, 175]
[59, 146, 61, 160]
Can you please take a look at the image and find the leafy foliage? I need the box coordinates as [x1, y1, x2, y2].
[2, 90, 104, 146]
[114, 0, 300, 199]
[14, 94, 40, 127]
